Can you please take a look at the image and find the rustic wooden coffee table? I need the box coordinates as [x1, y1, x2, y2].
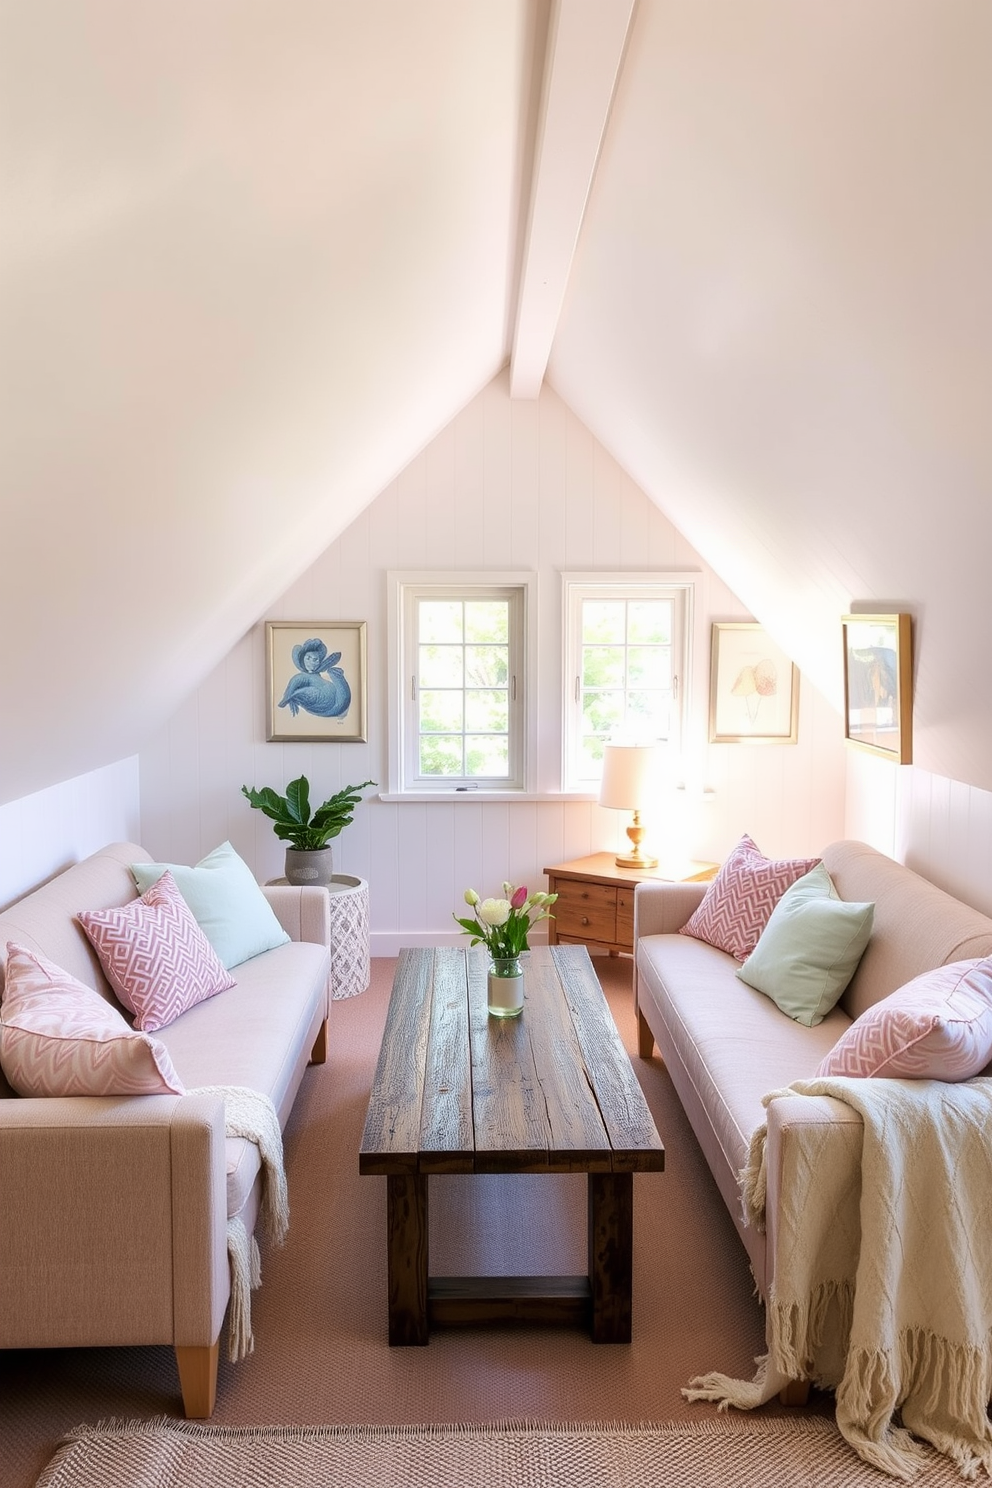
[359, 943, 665, 1345]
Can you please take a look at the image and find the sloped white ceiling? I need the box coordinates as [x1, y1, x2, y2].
[550, 0, 992, 789]
[0, 0, 543, 804]
[2, 0, 991, 805]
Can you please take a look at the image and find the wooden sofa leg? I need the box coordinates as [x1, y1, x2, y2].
[779, 1378, 811, 1406]
[176, 1339, 219, 1419]
[309, 1017, 329, 1065]
[636, 1008, 655, 1058]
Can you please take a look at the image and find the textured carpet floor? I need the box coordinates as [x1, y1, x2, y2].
[1, 955, 962, 1488]
[34, 1416, 972, 1488]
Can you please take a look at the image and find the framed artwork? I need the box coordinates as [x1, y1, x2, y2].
[266, 621, 367, 743]
[842, 613, 912, 763]
[709, 623, 799, 744]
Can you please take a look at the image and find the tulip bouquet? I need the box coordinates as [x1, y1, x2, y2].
[454, 883, 558, 959]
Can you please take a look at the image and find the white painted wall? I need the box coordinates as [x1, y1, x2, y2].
[846, 754, 992, 918]
[0, 758, 141, 910]
[139, 375, 847, 953]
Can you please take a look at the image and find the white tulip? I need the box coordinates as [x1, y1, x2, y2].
[477, 897, 511, 928]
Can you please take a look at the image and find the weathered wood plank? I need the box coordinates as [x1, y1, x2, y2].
[419, 946, 475, 1173]
[428, 1274, 590, 1330]
[521, 951, 613, 1170]
[359, 947, 434, 1175]
[552, 944, 665, 1173]
[467, 947, 554, 1171]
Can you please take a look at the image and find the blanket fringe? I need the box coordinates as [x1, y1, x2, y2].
[683, 1352, 782, 1412]
[225, 1218, 262, 1362]
[686, 1313, 992, 1481]
[838, 1334, 992, 1484]
[768, 1279, 853, 1383]
[738, 1125, 768, 1233]
[190, 1086, 288, 1364]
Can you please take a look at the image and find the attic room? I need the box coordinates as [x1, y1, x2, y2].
[2, 2, 992, 1484]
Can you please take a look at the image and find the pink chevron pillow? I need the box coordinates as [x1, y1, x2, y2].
[817, 958, 992, 1080]
[0, 941, 185, 1096]
[78, 871, 235, 1033]
[679, 834, 821, 962]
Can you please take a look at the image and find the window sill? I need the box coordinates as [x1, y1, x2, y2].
[378, 791, 599, 804]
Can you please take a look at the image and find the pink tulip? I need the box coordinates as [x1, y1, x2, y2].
[510, 884, 528, 910]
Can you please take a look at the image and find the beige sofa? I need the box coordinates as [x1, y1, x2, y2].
[0, 842, 331, 1419]
[634, 839, 992, 1302]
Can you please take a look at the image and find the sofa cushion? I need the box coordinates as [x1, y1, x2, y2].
[736, 864, 875, 1026]
[637, 931, 847, 1182]
[0, 941, 185, 1097]
[817, 957, 992, 1080]
[679, 833, 820, 962]
[77, 871, 235, 1032]
[130, 841, 290, 970]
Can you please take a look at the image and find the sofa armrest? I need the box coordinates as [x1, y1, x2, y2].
[763, 1094, 864, 1302]
[633, 880, 709, 938]
[263, 884, 332, 947]
[0, 1092, 229, 1350]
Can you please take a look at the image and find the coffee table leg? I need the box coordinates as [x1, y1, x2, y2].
[588, 1171, 633, 1343]
[387, 1174, 429, 1345]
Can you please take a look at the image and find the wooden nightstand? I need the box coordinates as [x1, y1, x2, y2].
[543, 853, 718, 956]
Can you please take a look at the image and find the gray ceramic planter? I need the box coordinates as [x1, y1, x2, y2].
[284, 846, 335, 886]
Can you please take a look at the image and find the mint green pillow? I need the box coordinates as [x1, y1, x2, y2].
[131, 841, 290, 970]
[736, 863, 874, 1026]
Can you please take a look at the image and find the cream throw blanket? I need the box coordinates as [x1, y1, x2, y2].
[684, 1076, 992, 1481]
[190, 1085, 289, 1364]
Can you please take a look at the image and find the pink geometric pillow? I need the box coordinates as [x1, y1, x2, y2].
[817, 958, 992, 1081]
[679, 834, 821, 962]
[77, 870, 235, 1033]
[0, 941, 185, 1097]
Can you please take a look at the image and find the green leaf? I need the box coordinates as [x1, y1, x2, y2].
[241, 785, 295, 827]
[243, 777, 376, 850]
[285, 776, 311, 827]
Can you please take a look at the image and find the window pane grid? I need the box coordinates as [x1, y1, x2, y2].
[416, 597, 511, 781]
[572, 594, 679, 786]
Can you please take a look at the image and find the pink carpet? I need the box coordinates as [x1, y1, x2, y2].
[3, 954, 827, 1488]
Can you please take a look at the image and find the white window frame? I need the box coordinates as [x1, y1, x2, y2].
[561, 572, 694, 793]
[387, 571, 536, 795]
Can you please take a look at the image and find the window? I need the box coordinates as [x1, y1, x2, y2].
[562, 574, 692, 791]
[388, 574, 532, 793]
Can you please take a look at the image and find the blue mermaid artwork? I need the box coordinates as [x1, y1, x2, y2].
[278, 637, 352, 720]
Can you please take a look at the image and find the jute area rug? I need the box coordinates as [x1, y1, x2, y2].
[36, 1415, 968, 1488]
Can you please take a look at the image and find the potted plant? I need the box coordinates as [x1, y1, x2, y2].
[242, 775, 375, 886]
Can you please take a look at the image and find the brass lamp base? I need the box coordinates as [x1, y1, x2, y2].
[614, 810, 658, 869]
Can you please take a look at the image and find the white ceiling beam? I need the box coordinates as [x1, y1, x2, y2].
[510, 0, 635, 400]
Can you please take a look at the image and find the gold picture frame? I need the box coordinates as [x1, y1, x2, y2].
[842, 612, 912, 764]
[708, 623, 799, 744]
[266, 621, 368, 743]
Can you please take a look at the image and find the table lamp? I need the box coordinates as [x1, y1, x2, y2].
[598, 743, 660, 868]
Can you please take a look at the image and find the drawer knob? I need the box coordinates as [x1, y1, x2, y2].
[581, 915, 589, 925]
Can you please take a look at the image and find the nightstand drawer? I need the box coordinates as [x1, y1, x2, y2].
[616, 888, 636, 949]
[553, 881, 617, 942]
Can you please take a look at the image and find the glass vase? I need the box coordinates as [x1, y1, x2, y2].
[487, 955, 524, 1018]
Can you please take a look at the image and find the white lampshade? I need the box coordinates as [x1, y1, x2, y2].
[598, 744, 663, 868]
[598, 744, 661, 810]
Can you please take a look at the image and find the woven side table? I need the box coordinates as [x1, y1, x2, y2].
[268, 875, 370, 1000]
[324, 875, 371, 999]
